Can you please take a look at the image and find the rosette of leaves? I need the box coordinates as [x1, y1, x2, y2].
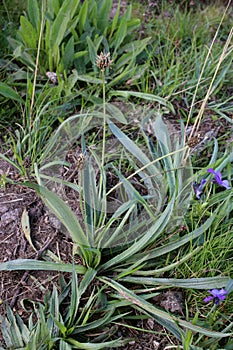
[1, 112, 233, 347]
[0, 270, 128, 349]
[7, 0, 150, 95]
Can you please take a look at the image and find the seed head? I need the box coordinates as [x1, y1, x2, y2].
[96, 52, 113, 71]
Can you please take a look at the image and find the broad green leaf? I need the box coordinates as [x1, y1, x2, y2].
[0, 259, 86, 273]
[19, 16, 38, 48]
[62, 36, 74, 70]
[50, 0, 72, 60]
[86, 36, 98, 73]
[27, 0, 40, 32]
[97, 0, 112, 31]
[0, 83, 23, 103]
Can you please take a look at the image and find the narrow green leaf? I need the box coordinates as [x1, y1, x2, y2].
[121, 276, 232, 290]
[74, 50, 88, 59]
[99, 194, 175, 271]
[105, 103, 127, 124]
[112, 18, 127, 57]
[0, 259, 86, 273]
[108, 121, 163, 184]
[70, 0, 81, 18]
[109, 90, 175, 113]
[67, 337, 125, 349]
[5, 306, 24, 347]
[72, 71, 103, 84]
[27, 183, 89, 246]
[119, 37, 151, 55]
[109, 0, 120, 39]
[125, 18, 141, 33]
[78, 0, 88, 33]
[130, 213, 217, 262]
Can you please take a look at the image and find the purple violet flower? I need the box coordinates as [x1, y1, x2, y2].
[207, 168, 231, 189]
[204, 288, 227, 305]
[193, 178, 207, 199]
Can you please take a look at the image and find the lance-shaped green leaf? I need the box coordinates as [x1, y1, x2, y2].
[120, 276, 233, 290]
[0, 259, 86, 274]
[0, 83, 23, 103]
[23, 183, 89, 246]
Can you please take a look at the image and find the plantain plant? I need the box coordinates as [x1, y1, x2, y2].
[6, 0, 150, 94]
[0, 108, 232, 347]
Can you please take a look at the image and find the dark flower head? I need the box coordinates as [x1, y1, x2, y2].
[207, 168, 231, 189]
[204, 288, 227, 305]
[193, 178, 206, 199]
[96, 52, 113, 71]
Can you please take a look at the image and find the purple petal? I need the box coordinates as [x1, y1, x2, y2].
[207, 168, 215, 175]
[193, 179, 207, 199]
[200, 179, 207, 186]
[220, 180, 231, 189]
[204, 296, 213, 303]
[207, 168, 231, 189]
[207, 289, 219, 296]
[204, 288, 227, 304]
[217, 288, 228, 298]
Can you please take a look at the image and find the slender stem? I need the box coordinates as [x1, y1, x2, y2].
[97, 69, 107, 226]
[101, 70, 106, 168]
[30, 0, 45, 116]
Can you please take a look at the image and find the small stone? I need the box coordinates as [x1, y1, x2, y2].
[153, 340, 160, 349]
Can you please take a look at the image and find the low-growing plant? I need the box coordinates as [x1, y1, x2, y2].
[0, 1, 233, 348]
[6, 0, 150, 96]
[0, 106, 232, 347]
[0, 270, 129, 349]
